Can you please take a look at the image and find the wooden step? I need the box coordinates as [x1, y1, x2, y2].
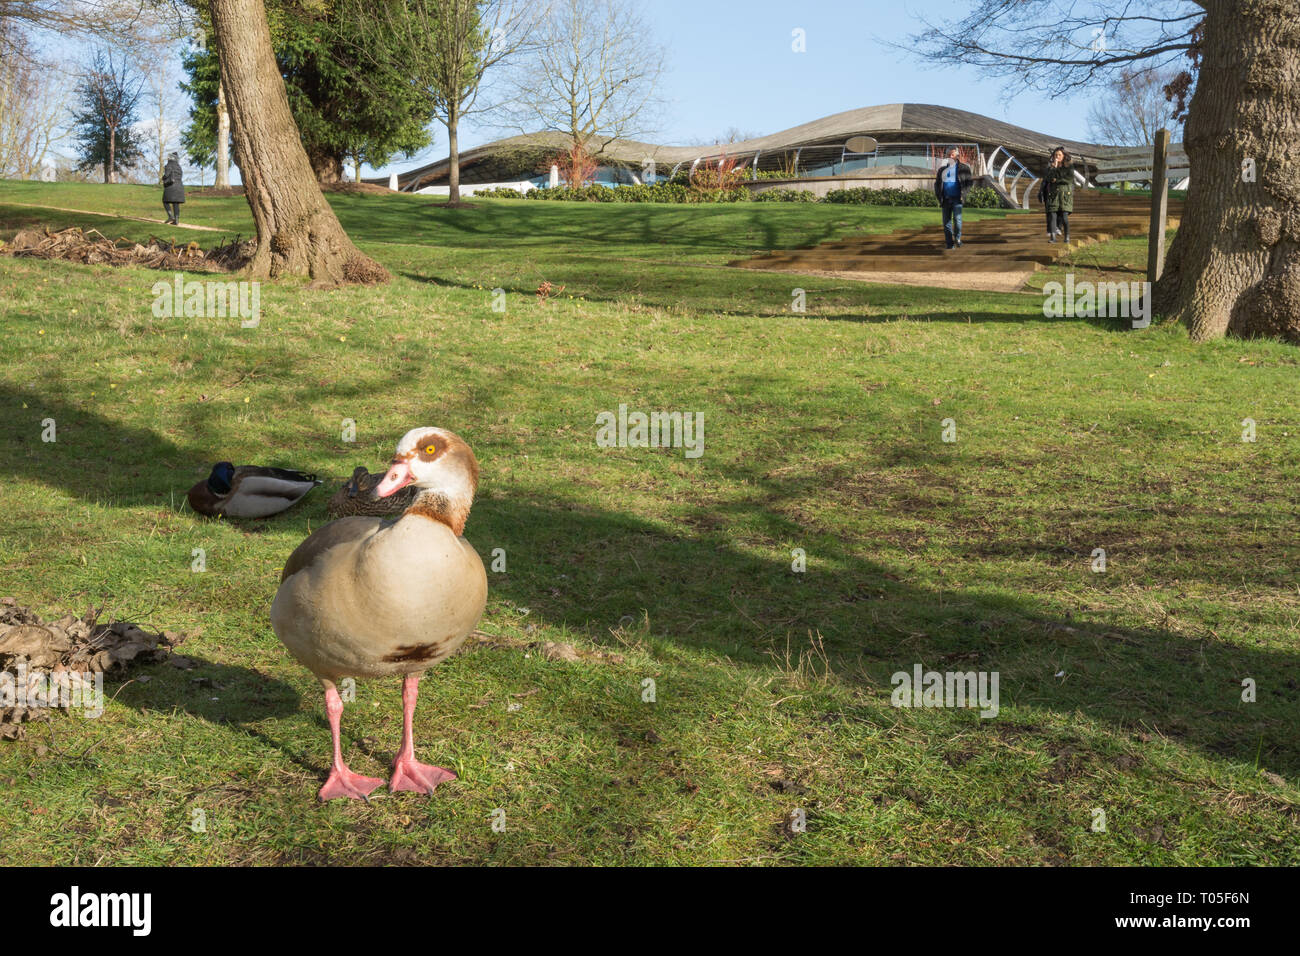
[728, 191, 1183, 277]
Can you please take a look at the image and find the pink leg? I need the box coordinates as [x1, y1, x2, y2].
[389, 674, 456, 795]
[318, 683, 384, 802]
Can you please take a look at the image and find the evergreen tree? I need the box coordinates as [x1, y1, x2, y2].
[182, 1, 435, 183]
[70, 48, 146, 184]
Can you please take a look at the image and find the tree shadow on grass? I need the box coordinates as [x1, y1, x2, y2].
[345, 198, 912, 259]
[0, 373, 414, 510]
[815, 307, 1141, 332]
[4, 384, 1295, 783]
[393, 268, 1058, 323]
[470, 486, 1300, 780]
[0, 383, 192, 506]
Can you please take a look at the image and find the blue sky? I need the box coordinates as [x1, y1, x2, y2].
[402, 0, 1098, 176]
[46, 0, 1099, 180]
[634, 0, 1089, 144]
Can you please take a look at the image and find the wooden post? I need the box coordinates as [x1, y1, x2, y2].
[1147, 128, 1170, 284]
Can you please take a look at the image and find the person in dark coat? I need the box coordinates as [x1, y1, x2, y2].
[162, 153, 185, 225]
[932, 146, 973, 250]
[1037, 147, 1075, 243]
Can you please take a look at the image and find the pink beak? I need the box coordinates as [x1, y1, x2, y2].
[374, 461, 414, 498]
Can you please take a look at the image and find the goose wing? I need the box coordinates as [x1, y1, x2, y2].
[278, 516, 386, 583]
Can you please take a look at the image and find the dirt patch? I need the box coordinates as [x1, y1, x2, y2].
[0, 597, 188, 740]
[325, 181, 398, 197]
[737, 263, 1035, 293]
[1, 224, 250, 273]
[1043, 744, 1091, 784]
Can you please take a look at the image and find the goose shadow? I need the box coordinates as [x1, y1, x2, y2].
[104, 656, 321, 775]
[107, 656, 298, 723]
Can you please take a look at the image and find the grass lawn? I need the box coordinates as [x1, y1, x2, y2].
[0, 181, 1296, 865]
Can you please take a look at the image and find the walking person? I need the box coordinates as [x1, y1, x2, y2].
[933, 146, 973, 250]
[162, 153, 185, 225]
[1038, 147, 1074, 244]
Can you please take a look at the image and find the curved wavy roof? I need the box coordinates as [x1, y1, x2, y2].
[384, 103, 1108, 189]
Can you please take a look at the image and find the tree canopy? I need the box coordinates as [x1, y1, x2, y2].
[182, 0, 436, 181]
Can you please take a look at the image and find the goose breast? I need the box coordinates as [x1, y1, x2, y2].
[271, 515, 487, 681]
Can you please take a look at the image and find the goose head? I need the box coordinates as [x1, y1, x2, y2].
[374, 427, 480, 535]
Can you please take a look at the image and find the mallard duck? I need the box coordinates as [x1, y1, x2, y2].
[327, 466, 417, 518]
[270, 427, 488, 800]
[187, 462, 320, 518]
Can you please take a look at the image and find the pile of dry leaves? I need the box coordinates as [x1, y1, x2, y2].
[1, 225, 250, 272]
[0, 598, 186, 740]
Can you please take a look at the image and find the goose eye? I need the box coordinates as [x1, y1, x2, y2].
[424, 445, 437, 454]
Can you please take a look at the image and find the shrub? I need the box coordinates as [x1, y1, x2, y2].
[753, 188, 819, 202]
[823, 187, 937, 206]
[965, 186, 1002, 208]
[713, 187, 751, 203]
[547, 141, 598, 187]
[513, 181, 1002, 207]
[475, 187, 524, 200]
[652, 182, 698, 203]
[526, 185, 616, 202]
[690, 151, 747, 198]
[524, 181, 748, 203]
[817, 185, 999, 208]
[613, 182, 694, 203]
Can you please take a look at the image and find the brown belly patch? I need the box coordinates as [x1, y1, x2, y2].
[382, 642, 444, 664]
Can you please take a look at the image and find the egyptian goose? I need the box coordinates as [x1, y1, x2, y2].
[187, 462, 320, 518]
[270, 427, 487, 800]
[327, 465, 416, 518]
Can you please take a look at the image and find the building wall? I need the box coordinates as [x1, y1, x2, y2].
[415, 180, 540, 197]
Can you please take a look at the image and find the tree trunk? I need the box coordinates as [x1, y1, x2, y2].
[106, 127, 114, 184]
[1156, 0, 1300, 342]
[309, 148, 344, 184]
[447, 111, 460, 204]
[208, 0, 387, 284]
[215, 81, 230, 189]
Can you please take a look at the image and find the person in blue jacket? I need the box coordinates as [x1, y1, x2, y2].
[932, 146, 973, 250]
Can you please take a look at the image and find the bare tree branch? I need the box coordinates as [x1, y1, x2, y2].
[894, 0, 1202, 98]
[1086, 65, 1184, 145]
[496, 0, 667, 155]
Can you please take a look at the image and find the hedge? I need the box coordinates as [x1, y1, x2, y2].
[473, 183, 1005, 208]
